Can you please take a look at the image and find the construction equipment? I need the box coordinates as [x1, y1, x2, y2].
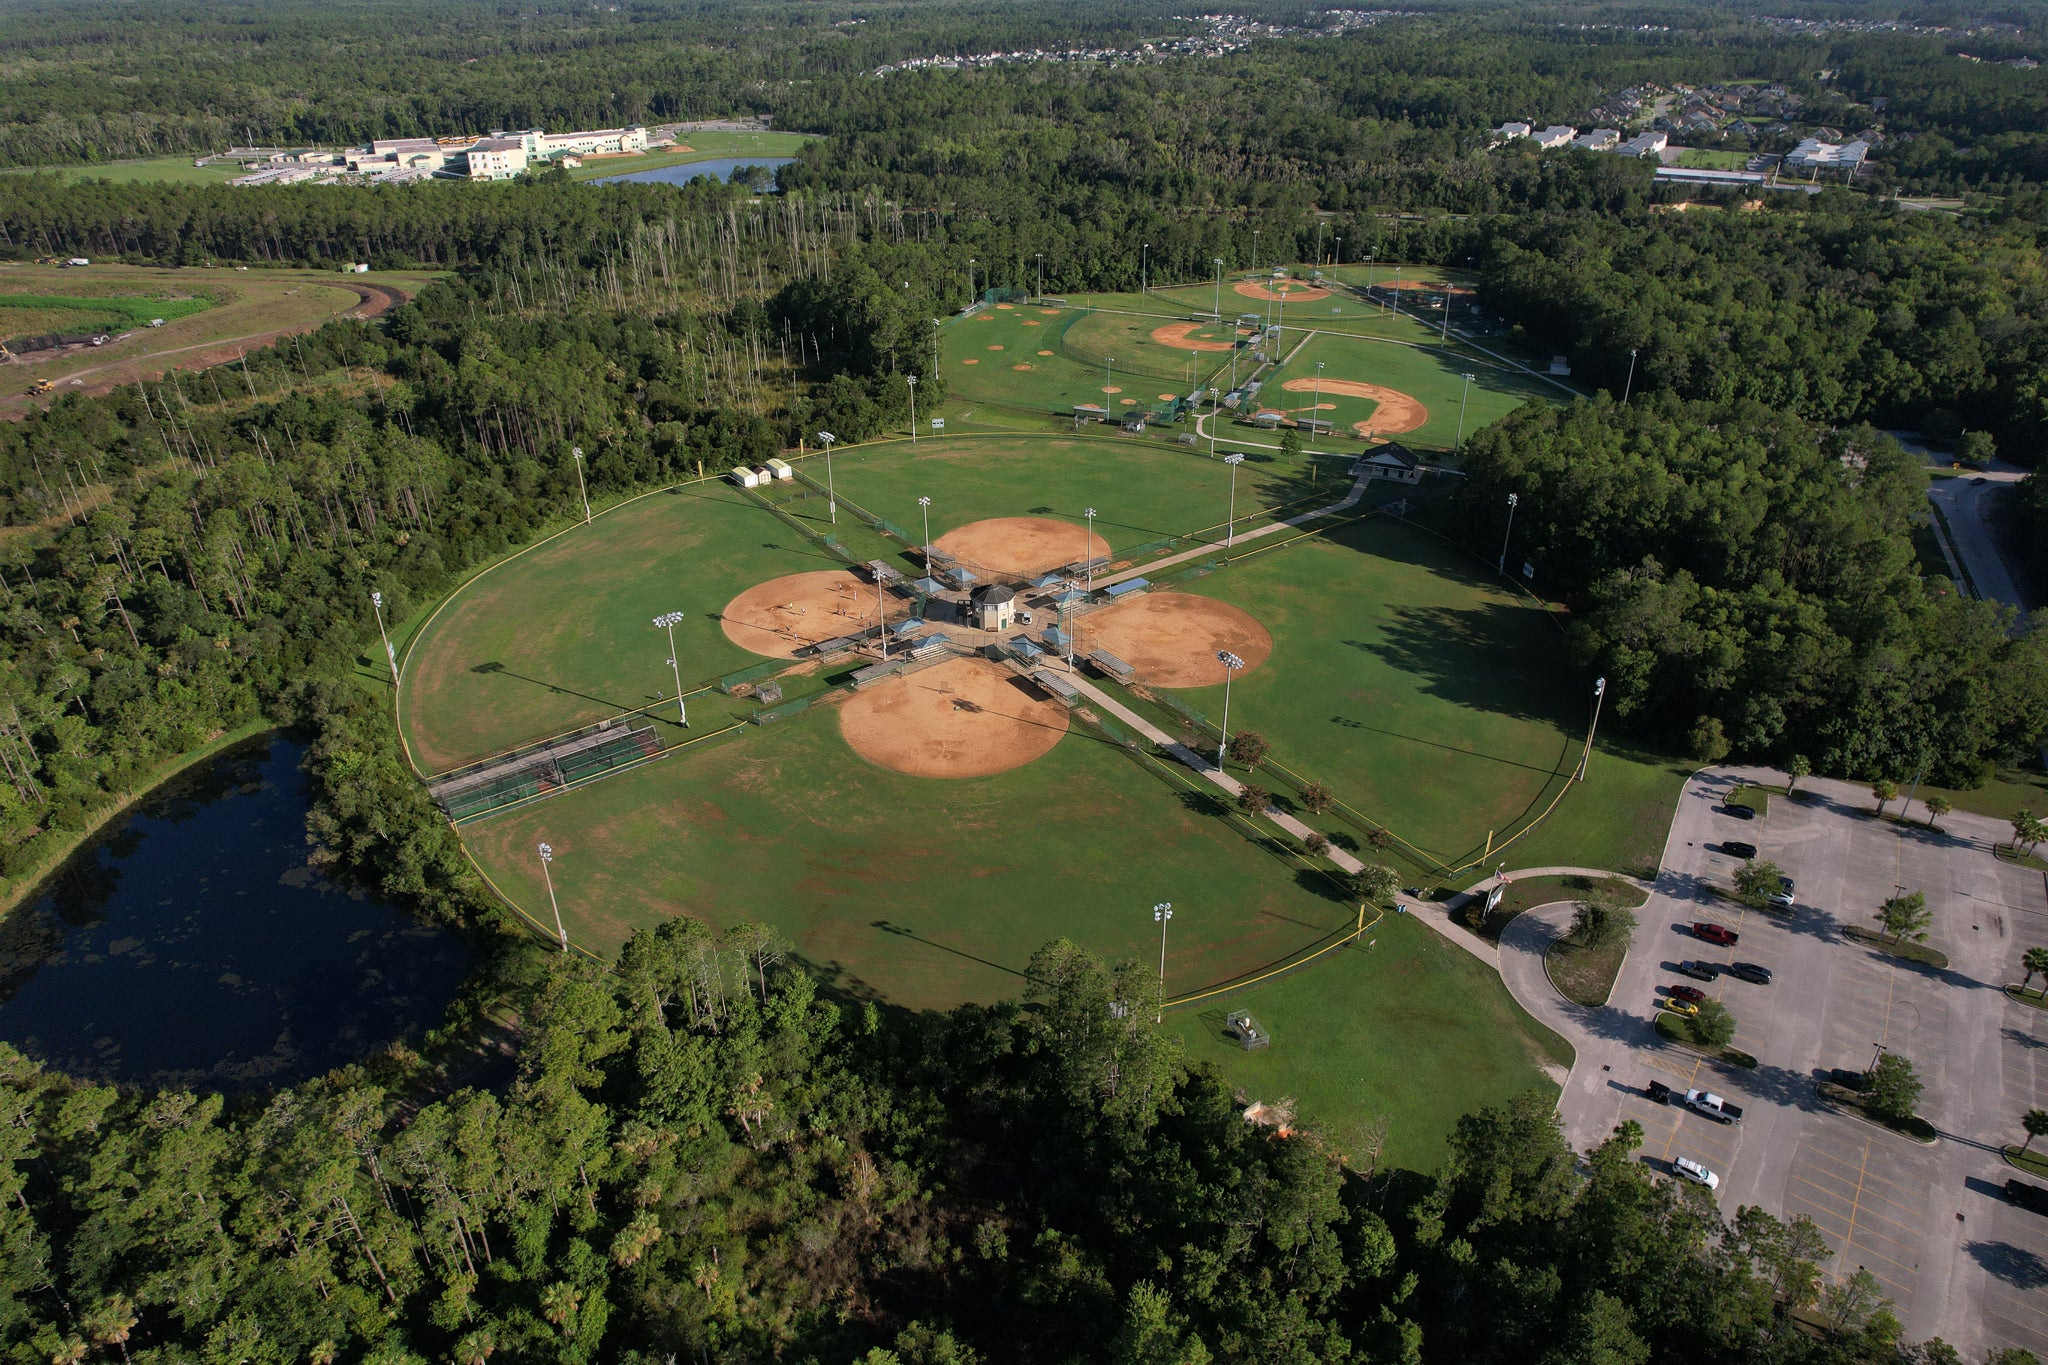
[27, 379, 53, 396]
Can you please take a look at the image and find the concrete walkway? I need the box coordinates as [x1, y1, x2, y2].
[1093, 459, 1375, 590]
[1057, 667, 1365, 875]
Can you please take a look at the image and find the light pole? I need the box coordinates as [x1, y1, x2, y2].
[1213, 257, 1224, 319]
[1334, 235, 1342, 267]
[818, 431, 837, 524]
[1216, 650, 1245, 770]
[1391, 265, 1402, 316]
[1141, 242, 1150, 293]
[1439, 288, 1453, 342]
[370, 590, 398, 685]
[1104, 356, 1114, 409]
[1036, 252, 1044, 302]
[571, 445, 591, 524]
[930, 318, 941, 377]
[1154, 902, 1174, 1021]
[1456, 372, 1477, 452]
[907, 373, 918, 442]
[1312, 361, 1325, 441]
[1497, 492, 1518, 575]
[877, 574, 889, 659]
[1207, 389, 1219, 455]
[1623, 347, 1639, 405]
[1084, 507, 1098, 592]
[1365, 253, 1375, 308]
[967, 257, 976, 308]
[653, 611, 688, 725]
[538, 842, 567, 952]
[1252, 228, 1260, 273]
[918, 495, 933, 568]
[1577, 676, 1608, 781]
[1223, 452, 1245, 547]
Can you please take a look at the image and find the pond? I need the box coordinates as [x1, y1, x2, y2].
[589, 155, 797, 187]
[0, 734, 472, 1092]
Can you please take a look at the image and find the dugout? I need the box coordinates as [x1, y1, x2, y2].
[1088, 649, 1135, 683]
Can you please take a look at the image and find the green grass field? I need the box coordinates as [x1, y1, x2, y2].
[0, 290, 214, 341]
[4, 155, 248, 186]
[1112, 515, 1681, 877]
[1170, 914, 1570, 1170]
[1242, 329, 1552, 450]
[461, 703, 1363, 1008]
[400, 435, 1319, 770]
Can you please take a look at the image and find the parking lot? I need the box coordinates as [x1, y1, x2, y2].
[1529, 767, 2048, 1359]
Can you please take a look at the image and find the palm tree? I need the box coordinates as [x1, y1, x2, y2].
[2020, 1108, 2048, 1157]
[2012, 809, 2044, 856]
[1925, 795, 1950, 829]
[2022, 946, 2048, 998]
[1786, 753, 1811, 793]
[1871, 777, 1898, 817]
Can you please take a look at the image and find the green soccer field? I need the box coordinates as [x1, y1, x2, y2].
[399, 434, 1326, 771]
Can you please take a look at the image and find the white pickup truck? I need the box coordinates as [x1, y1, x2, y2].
[1647, 1081, 1744, 1125]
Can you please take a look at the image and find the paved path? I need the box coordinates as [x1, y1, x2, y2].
[1057, 667, 1364, 874]
[1926, 465, 2030, 611]
[1093, 459, 1374, 590]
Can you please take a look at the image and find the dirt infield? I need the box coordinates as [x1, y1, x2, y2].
[1280, 377, 1428, 436]
[1234, 279, 1332, 303]
[934, 517, 1110, 577]
[721, 570, 882, 658]
[839, 655, 1069, 778]
[1149, 321, 1240, 353]
[1083, 591, 1273, 688]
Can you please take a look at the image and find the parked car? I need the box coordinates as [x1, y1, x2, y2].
[1662, 997, 1700, 1017]
[1824, 1068, 1866, 1091]
[1669, 984, 1707, 1004]
[1673, 1156, 1721, 1190]
[1721, 841, 1758, 859]
[1722, 804, 1755, 820]
[1693, 922, 1740, 946]
[1675, 960, 1720, 981]
[2007, 1180, 2048, 1216]
[1727, 962, 1773, 985]
[1766, 889, 1796, 909]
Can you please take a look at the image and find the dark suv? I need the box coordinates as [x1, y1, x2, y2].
[1675, 961, 1719, 981]
[1727, 962, 1774, 985]
[1721, 840, 1758, 859]
[2007, 1180, 2048, 1216]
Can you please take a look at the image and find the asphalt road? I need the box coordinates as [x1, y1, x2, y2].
[1501, 767, 2048, 1358]
[1926, 467, 2030, 612]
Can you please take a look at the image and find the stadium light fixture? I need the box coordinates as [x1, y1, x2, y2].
[537, 842, 567, 952]
[907, 374, 918, 443]
[817, 431, 837, 524]
[930, 318, 941, 377]
[1498, 493, 1518, 575]
[369, 590, 398, 686]
[1083, 507, 1098, 593]
[1104, 356, 1114, 408]
[1141, 242, 1150, 293]
[1624, 347, 1639, 405]
[967, 257, 976, 308]
[1154, 902, 1174, 1021]
[1213, 257, 1224, 319]
[1252, 228, 1260, 273]
[1579, 676, 1608, 782]
[1216, 651, 1246, 774]
[1036, 252, 1045, 303]
[1222, 453, 1246, 547]
[571, 445, 591, 525]
[1457, 372, 1478, 452]
[1334, 235, 1342, 267]
[1312, 361, 1326, 444]
[918, 495, 933, 569]
[653, 611, 688, 726]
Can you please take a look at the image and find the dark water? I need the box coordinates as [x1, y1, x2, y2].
[0, 735, 470, 1092]
[590, 155, 796, 187]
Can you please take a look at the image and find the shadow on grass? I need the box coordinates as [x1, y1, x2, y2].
[870, 918, 1033, 983]
[467, 660, 636, 715]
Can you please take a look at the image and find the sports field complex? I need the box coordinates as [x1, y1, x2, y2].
[393, 267, 1686, 1165]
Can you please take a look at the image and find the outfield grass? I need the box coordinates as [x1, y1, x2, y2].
[0, 291, 214, 341]
[461, 703, 1364, 1009]
[4, 155, 248, 186]
[1169, 913, 1568, 1172]
[1244, 329, 1554, 451]
[401, 434, 1324, 769]
[1130, 514, 1679, 875]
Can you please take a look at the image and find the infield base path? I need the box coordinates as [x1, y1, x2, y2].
[934, 516, 1110, 578]
[1234, 279, 1332, 302]
[838, 655, 1070, 777]
[722, 570, 882, 658]
[1278, 377, 1428, 437]
[1082, 591, 1273, 687]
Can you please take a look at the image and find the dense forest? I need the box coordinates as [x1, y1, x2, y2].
[1, 0, 2046, 1359]
[0, 933, 2005, 1363]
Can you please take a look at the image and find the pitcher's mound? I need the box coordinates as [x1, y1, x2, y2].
[722, 571, 882, 659]
[1083, 591, 1273, 687]
[840, 656, 1069, 778]
[935, 516, 1109, 578]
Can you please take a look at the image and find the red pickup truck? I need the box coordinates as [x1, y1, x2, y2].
[1693, 922, 1740, 946]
